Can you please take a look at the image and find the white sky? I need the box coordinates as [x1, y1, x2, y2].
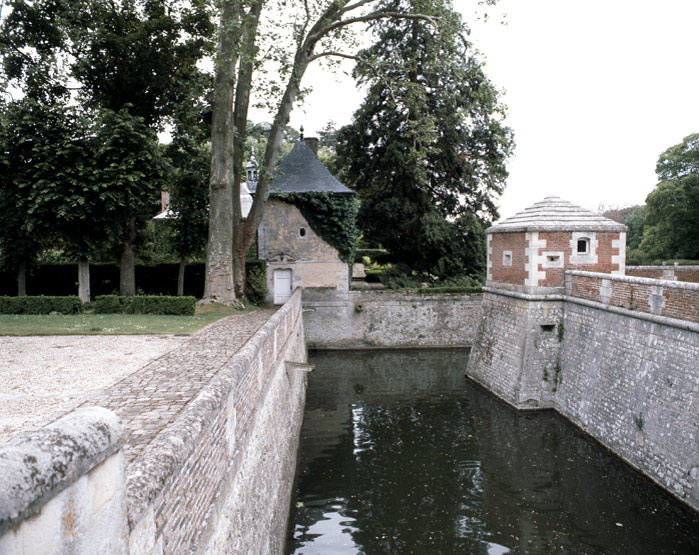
[286, 0, 699, 220]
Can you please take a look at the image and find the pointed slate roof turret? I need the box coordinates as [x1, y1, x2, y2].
[256, 140, 353, 195]
[487, 196, 627, 233]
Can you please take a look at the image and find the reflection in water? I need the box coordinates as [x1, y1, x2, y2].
[287, 350, 699, 554]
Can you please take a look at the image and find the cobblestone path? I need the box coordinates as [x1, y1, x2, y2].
[79, 308, 278, 464]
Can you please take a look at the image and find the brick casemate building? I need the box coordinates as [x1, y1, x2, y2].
[487, 196, 627, 292]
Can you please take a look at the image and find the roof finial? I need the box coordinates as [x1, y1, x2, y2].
[299, 125, 304, 140]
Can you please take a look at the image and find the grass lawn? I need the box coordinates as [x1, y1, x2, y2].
[0, 303, 256, 336]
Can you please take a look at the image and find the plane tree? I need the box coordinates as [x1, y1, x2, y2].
[205, 0, 441, 304]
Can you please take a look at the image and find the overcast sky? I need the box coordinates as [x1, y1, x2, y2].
[287, 0, 699, 220]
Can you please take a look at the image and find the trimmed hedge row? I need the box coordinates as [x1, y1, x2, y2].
[92, 295, 196, 315]
[0, 296, 83, 314]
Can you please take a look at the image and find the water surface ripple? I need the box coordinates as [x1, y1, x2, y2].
[287, 349, 699, 554]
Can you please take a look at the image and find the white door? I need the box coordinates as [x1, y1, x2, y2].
[273, 269, 293, 304]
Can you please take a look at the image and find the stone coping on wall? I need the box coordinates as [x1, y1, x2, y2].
[567, 270, 699, 290]
[0, 407, 124, 535]
[627, 265, 699, 270]
[482, 284, 699, 333]
[125, 288, 301, 529]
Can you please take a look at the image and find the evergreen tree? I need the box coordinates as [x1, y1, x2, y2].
[335, 0, 513, 279]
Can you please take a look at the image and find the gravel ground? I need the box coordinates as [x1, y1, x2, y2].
[0, 335, 188, 442]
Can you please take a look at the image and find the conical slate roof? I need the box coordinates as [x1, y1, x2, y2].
[251, 140, 353, 195]
[487, 196, 627, 233]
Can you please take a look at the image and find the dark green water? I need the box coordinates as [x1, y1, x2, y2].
[287, 349, 699, 555]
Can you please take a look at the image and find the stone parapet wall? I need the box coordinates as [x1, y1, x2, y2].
[626, 265, 699, 283]
[0, 291, 308, 554]
[303, 288, 483, 349]
[128, 288, 307, 554]
[566, 270, 699, 323]
[0, 408, 127, 554]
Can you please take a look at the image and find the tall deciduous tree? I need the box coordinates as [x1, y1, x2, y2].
[335, 0, 513, 279]
[164, 134, 210, 295]
[1, 0, 213, 295]
[631, 133, 699, 261]
[205, 0, 439, 304]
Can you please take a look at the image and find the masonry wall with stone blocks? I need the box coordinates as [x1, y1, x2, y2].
[556, 301, 699, 511]
[467, 290, 562, 409]
[0, 408, 127, 554]
[127, 288, 307, 554]
[466, 283, 699, 512]
[626, 265, 699, 284]
[303, 288, 483, 349]
[567, 271, 699, 323]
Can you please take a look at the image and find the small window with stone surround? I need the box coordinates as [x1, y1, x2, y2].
[542, 251, 564, 268]
[577, 238, 589, 254]
[502, 251, 512, 266]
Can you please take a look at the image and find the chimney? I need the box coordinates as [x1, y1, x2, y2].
[304, 137, 319, 154]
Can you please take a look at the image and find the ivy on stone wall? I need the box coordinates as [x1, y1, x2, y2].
[278, 192, 359, 264]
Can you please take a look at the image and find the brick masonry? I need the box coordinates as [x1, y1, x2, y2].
[567, 271, 699, 324]
[626, 265, 699, 284]
[489, 230, 625, 288]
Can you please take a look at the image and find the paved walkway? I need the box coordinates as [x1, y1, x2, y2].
[77, 308, 278, 464]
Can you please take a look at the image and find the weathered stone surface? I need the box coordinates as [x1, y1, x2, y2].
[303, 289, 483, 349]
[468, 279, 699, 512]
[0, 407, 124, 534]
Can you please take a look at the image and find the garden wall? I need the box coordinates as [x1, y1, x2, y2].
[303, 288, 483, 349]
[626, 265, 699, 283]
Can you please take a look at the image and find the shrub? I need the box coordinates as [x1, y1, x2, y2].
[131, 296, 196, 315]
[354, 248, 390, 264]
[245, 261, 268, 305]
[380, 264, 423, 289]
[92, 295, 129, 314]
[93, 295, 195, 315]
[0, 296, 83, 314]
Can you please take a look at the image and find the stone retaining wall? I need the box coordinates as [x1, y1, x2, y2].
[557, 301, 699, 510]
[303, 288, 483, 349]
[467, 275, 699, 512]
[0, 289, 308, 554]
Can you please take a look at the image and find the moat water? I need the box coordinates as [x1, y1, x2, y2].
[286, 349, 699, 554]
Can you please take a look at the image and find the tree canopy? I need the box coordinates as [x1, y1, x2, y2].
[335, 0, 513, 279]
[626, 133, 699, 263]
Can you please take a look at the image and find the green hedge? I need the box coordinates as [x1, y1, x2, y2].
[93, 295, 196, 315]
[0, 296, 83, 314]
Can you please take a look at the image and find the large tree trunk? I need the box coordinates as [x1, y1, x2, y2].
[177, 259, 186, 297]
[119, 218, 137, 296]
[203, 0, 241, 304]
[231, 0, 263, 299]
[77, 258, 90, 303]
[17, 259, 26, 296]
